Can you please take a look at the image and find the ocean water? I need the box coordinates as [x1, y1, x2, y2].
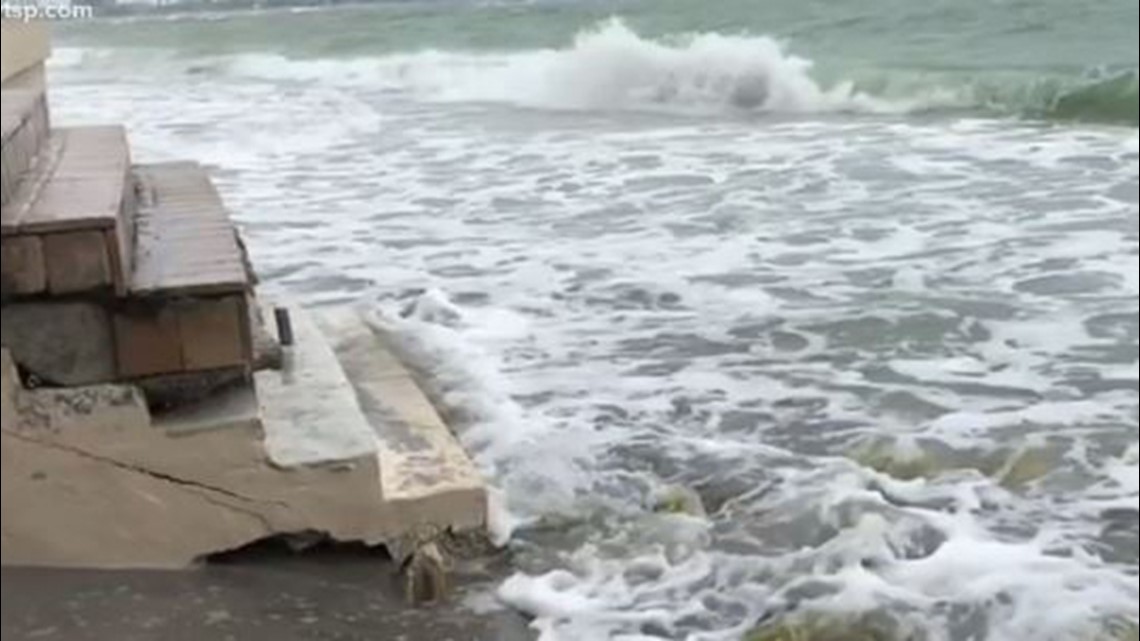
[52, 2, 1138, 640]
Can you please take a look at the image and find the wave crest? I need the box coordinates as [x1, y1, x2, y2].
[58, 20, 1140, 124]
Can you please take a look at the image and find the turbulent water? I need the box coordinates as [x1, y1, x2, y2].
[53, 2, 1138, 640]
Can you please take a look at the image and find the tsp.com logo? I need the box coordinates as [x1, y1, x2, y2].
[2, 0, 97, 21]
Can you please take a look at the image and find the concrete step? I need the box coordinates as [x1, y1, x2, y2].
[253, 304, 380, 469]
[1, 126, 133, 297]
[319, 310, 486, 532]
[1, 90, 49, 208]
[130, 162, 249, 298]
[256, 304, 486, 532]
[107, 163, 255, 382]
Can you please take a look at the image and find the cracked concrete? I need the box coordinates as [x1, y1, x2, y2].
[1, 302, 490, 570]
[3, 347, 388, 568]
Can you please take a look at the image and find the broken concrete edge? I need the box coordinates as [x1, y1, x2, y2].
[1, 299, 496, 571]
[1, 387, 486, 571]
[314, 306, 488, 503]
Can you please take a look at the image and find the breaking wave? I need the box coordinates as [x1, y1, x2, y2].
[53, 19, 1139, 124]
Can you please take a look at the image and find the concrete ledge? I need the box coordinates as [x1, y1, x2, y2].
[1, 308, 491, 569]
[254, 305, 379, 468]
[320, 309, 487, 533]
[2, 127, 133, 296]
[1, 361, 386, 568]
[131, 162, 249, 297]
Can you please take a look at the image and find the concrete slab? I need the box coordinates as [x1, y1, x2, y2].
[320, 310, 486, 531]
[2, 127, 132, 294]
[131, 163, 249, 297]
[3, 306, 490, 569]
[1, 370, 387, 568]
[2, 127, 131, 235]
[254, 305, 379, 468]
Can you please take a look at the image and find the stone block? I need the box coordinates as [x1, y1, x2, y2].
[42, 231, 112, 294]
[179, 296, 248, 371]
[114, 306, 183, 378]
[1, 302, 116, 386]
[1, 234, 46, 297]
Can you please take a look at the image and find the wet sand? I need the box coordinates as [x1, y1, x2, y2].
[1, 546, 535, 641]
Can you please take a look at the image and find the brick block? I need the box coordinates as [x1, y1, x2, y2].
[1, 235, 46, 297]
[114, 307, 183, 378]
[42, 231, 113, 294]
[178, 296, 249, 371]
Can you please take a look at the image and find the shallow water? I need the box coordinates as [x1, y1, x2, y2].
[50, 3, 1140, 639]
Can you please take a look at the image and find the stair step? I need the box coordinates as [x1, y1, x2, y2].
[1, 90, 49, 208]
[131, 162, 249, 297]
[320, 310, 485, 527]
[254, 304, 380, 468]
[1, 126, 133, 296]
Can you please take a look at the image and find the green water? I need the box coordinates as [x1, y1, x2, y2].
[56, 0, 1140, 125]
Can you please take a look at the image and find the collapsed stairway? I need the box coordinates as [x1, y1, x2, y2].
[1, 34, 487, 574]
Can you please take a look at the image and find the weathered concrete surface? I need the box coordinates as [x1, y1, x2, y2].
[1, 376, 386, 567]
[1, 301, 117, 386]
[131, 163, 249, 297]
[2, 307, 491, 569]
[255, 305, 380, 468]
[1, 562, 537, 641]
[42, 230, 113, 294]
[321, 310, 487, 533]
[0, 235, 46, 296]
[2, 90, 49, 210]
[2, 127, 133, 295]
[2, 127, 131, 235]
[1, 21, 50, 87]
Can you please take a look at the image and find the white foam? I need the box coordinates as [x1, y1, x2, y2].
[883, 534, 1138, 641]
[1127, 134, 1139, 154]
[223, 20, 944, 115]
[49, 50, 1140, 640]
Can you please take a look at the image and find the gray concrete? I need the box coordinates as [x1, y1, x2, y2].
[255, 305, 380, 468]
[2, 127, 131, 235]
[1, 301, 117, 386]
[131, 162, 249, 297]
[1, 557, 536, 641]
[1, 90, 48, 209]
[321, 310, 486, 528]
